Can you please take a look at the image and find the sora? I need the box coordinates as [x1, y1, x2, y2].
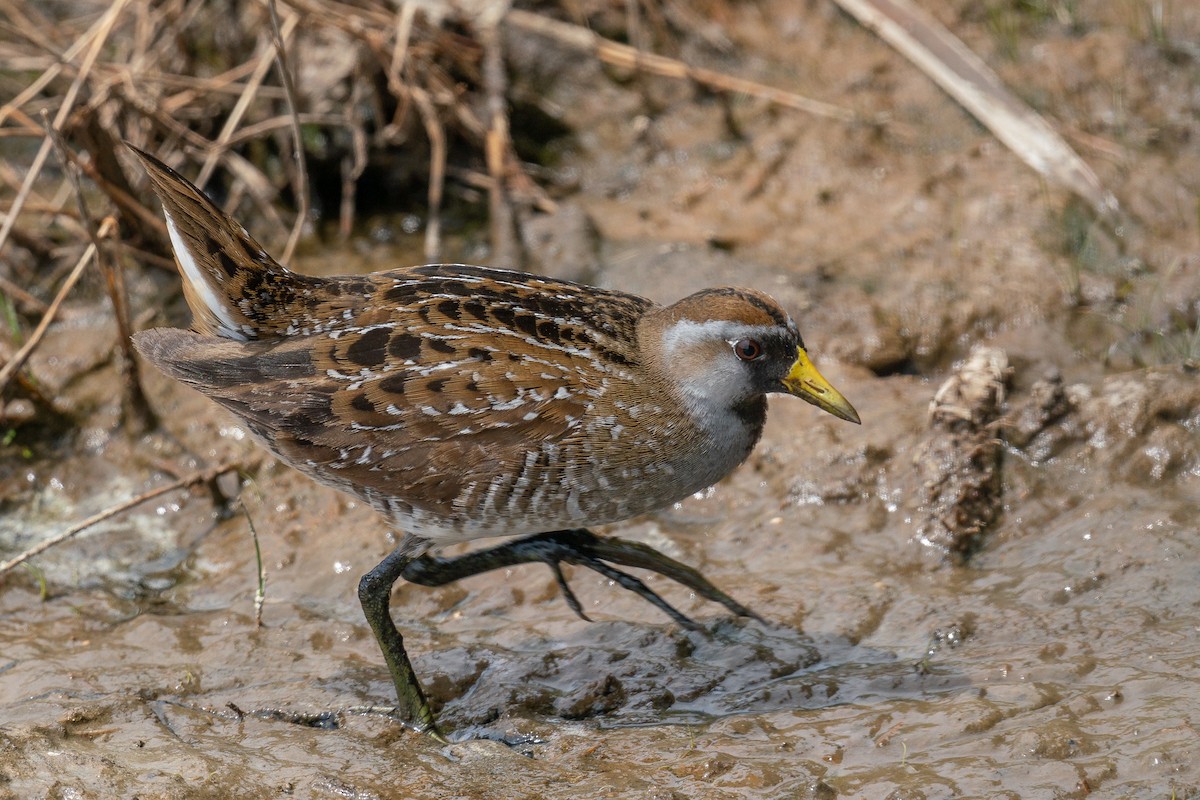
[129, 146, 859, 738]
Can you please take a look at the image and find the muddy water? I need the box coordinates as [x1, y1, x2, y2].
[4, 1, 1200, 797]
[4, 366, 1199, 798]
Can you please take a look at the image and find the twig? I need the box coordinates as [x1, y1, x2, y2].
[481, 17, 519, 268]
[505, 9, 858, 123]
[339, 66, 368, 242]
[45, 119, 156, 432]
[0, 218, 113, 396]
[828, 0, 1118, 218]
[223, 112, 348, 148]
[239, 501, 267, 628]
[0, 0, 129, 259]
[410, 86, 445, 262]
[193, 27, 282, 190]
[158, 59, 282, 113]
[0, 0, 123, 128]
[0, 277, 47, 316]
[444, 165, 557, 214]
[267, 0, 308, 265]
[0, 461, 240, 578]
[389, 1, 418, 84]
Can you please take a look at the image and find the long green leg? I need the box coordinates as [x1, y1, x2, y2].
[358, 542, 444, 740]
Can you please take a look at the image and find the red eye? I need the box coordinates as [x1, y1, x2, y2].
[734, 338, 763, 361]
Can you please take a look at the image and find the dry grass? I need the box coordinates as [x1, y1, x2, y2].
[0, 0, 859, 442]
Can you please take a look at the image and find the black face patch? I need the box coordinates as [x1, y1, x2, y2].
[744, 333, 801, 392]
[731, 395, 768, 429]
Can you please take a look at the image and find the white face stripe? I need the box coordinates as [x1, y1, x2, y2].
[163, 210, 248, 341]
[660, 319, 784, 360]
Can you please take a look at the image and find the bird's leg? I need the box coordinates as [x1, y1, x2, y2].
[358, 540, 444, 740]
[401, 528, 763, 631]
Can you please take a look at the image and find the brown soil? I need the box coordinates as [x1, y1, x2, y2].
[3, 2, 1200, 798]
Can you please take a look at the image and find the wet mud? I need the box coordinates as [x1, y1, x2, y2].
[3, 1, 1200, 797]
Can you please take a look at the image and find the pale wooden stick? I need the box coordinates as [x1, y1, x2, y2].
[505, 9, 858, 123]
[0, 462, 240, 578]
[410, 86, 446, 263]
[829, 0, 1118, 217]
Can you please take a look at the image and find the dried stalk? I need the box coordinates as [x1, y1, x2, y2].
[410, 86, 446, 262]
[0, 277, 47, 316]
[829, 0, 1118, 218]
[0, 461, 240, 578]
[46, 122, 156, 431]
[0, 218, 113, 395]
[0, 0, 130, 258]
[267, 0, 308, 265]
[505, 9, 858, 123]
[194, 32, 281, 190]
[0, 0, 121, 128]
[482, 17, 520, 268]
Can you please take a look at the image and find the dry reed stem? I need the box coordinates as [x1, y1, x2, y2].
[339, 71, 369, 242]
[0, 278, 47, 316]
[46, 121, 156, 431]
[267, 0, 308, 265]
[0, 1, 118, 127]
[0, 0, 130, 259]
[390, 1, 418, 83]
[0, 217, 114, 395]
[829, 0, 1117, 217]
[411, 86, 446, 262]
[160, 60, 279, 113]
[482, 16, 519, 267]
[0, 461, 240, 578]
[505, 9, 859, 123]
[194, 33, 283, 190]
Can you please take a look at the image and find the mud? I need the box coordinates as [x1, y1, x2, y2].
[3, 1, 1200, 797]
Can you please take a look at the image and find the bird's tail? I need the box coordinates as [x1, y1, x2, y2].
[129, 145, 316, 341]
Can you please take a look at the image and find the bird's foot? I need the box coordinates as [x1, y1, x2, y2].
[402, 528, 763, 631]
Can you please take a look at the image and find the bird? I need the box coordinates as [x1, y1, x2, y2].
[127, 145, 860, 740]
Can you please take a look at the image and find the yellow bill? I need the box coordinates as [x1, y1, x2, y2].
[782, 347, 860, 424]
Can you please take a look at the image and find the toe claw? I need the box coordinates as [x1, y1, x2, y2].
[550, 562, 592, 622]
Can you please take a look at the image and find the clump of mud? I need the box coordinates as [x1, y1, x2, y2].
[913, 346, 1010, 559]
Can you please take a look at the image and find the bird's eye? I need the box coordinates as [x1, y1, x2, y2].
[733, 338, 764, 361]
